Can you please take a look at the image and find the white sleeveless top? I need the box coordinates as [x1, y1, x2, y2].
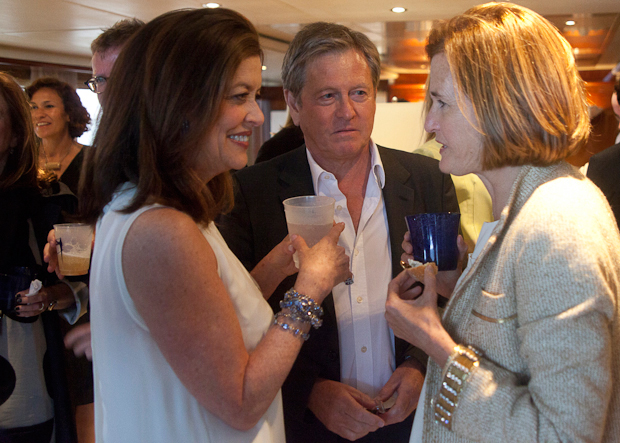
[90, 184, 285, 442]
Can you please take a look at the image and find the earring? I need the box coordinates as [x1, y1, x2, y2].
[182, 120, 190, 135]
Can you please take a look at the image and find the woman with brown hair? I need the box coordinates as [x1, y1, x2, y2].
[386, 3, 620, 442]
[27, 77, 95, 443]
[26, 77, 90, 195]
[79, 8, 350, 442]
[0, 72, 85, 442]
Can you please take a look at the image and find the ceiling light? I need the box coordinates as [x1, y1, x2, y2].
[565, 20, 576, 26]
[391, 7, 407, 13]
[203, 3, 220, 8]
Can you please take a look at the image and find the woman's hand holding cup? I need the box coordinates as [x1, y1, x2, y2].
[43, 228, 63, 278]
[294, 222, 351, 303]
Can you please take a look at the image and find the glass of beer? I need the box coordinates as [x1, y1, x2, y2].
[54, 223, 94, 276]
[283, 195, 335, 268]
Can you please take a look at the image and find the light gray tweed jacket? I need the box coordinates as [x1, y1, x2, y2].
[422, 162, 620, 442]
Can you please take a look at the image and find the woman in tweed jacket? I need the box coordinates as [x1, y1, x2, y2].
[385, 3, 620, 442]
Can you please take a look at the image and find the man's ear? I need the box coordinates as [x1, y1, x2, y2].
[284, 89, 301, 126]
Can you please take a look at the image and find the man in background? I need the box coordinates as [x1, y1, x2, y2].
[587, 77, 620, 228]
[85, 18, 145, 105]
[219, 22, 458, 442]
[63, 18, 144, 443]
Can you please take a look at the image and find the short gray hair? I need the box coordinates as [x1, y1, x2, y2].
[282, 22, 381, 99]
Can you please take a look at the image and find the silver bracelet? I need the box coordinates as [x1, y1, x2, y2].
[279, 288, 323, 329]
[272, 313, 310, 341]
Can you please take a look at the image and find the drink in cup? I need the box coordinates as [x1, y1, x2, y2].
[283, 196, 335, 268]
[405, 212, 461, 271]
[54, 223, 93, 276]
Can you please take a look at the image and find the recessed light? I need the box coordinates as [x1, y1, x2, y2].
[566, 20, 576, 26]
[262, 65, 267, 71]
[391, 7, 407, 13]
[203, 3, 220, 8]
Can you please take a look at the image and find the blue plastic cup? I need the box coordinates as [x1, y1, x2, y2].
[405, 212, 461, 271]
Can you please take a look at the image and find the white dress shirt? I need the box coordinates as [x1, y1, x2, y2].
[307, 142, 395, 397]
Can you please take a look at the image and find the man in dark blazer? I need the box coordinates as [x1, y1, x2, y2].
[219, 22, 458, 443]
[588, 142, 620, 229]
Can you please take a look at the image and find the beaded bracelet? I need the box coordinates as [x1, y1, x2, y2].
[434, 344, 482, 430]
[273, 312, 310, 341]
[276, 310, 306, 324]
[279, 288, 323, 329]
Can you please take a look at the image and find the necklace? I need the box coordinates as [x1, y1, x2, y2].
[41, 143, 75, 171]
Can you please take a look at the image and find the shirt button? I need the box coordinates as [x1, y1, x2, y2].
[357, 296, 363, 303]
[336, 205, 342, 211]
[361, 346, 367, 353]
[354, 249, 359, 256]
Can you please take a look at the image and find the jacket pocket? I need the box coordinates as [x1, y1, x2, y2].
[472, 289, 517, 324]
[468, 289, 525, 372]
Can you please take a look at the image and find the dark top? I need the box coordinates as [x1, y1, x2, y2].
[218, 145, 459, 443]
[0, 184, 77, 273]
[255, 125, 304, 164]
[587, 142, 620, 229]
[56, 146, 95, 408]
[0, 182, 79, 443]
[60, 147, 86, 196]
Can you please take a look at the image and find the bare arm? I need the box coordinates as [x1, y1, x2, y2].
[250, 235, 298, 299]
[123, 209, 350, 431]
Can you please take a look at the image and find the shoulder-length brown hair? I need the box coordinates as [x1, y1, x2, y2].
[79, 8, 262, 225]
[26, 77, 91, 139]
[0, 72, 39, 191]
[425, 2, 590, 169]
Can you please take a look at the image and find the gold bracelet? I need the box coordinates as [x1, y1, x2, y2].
[434, 344, 481, 430]
[47, 300, 58, 311]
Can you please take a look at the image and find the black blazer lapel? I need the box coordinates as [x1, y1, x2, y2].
[379, 146, 417, 279]
[276, 145, 315, 204]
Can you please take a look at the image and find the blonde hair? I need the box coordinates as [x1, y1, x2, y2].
[426, 2, 590, 169]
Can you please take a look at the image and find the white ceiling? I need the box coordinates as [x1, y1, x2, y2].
[1, 0, 619, 85]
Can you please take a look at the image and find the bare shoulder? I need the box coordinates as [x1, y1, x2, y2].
[122, 207, 219, 296]
[124, 207, 212, 259]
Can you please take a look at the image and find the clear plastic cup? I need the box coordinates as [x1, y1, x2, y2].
[283, 196, 335, 268]
[54, 223, 93, 276]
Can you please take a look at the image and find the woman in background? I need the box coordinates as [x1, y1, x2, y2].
[27, 76, 95, 443]
[26, 77, 90, 195]
[0, 72, 84, 443]
[78, 8, 350, 442]
[385, 3, 620, 442]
